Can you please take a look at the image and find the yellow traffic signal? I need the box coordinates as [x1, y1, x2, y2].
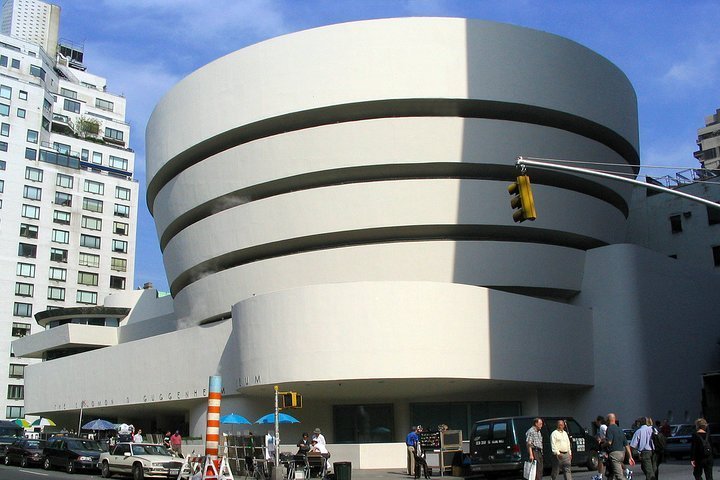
[280, 391, 302, 409]
[508, 175, 537, 223]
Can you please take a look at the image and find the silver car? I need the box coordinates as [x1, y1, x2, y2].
[99, 442, 184, 479]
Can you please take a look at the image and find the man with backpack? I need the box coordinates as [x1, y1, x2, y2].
[651, 419, 666, 480]
[630, 417, 656, 480]
[691, 418, 714, 480]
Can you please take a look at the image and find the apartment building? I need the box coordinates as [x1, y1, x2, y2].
[0, 2, 137, 421]
[695, 108, 720, 170]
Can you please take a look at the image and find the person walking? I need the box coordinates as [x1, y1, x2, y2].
[691, 418, 714, 480]
[170, 430, 183, 457]
[630, 417, 655, 480]
[606, 413, 635, 480]
[526, 418, 544, 480]
[406, 426, 420, 476]
[551, 419, 573, 480]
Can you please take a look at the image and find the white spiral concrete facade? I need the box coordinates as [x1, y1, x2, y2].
[146, 17, 639, 329]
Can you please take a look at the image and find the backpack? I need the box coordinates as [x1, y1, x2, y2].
[652, 430, 666, 454]
[700, 434, 712, 458]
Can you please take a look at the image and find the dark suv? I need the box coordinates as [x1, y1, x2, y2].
[43, 436, 102, 473]
[469, 416, 599, 475]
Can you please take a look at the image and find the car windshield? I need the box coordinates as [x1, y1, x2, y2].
[132, 444, 172, 456]
[67, 439, 102, 451]
[676, 425, 695, 436]
[26, 440, 44, 449]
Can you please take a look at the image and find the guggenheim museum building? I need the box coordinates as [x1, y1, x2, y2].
[14, 17, 720, 465]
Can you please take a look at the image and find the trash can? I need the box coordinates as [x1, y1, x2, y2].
[333, 462, 352, 480]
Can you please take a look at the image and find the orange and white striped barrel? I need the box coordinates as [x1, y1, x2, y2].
[205, 375, 222, 459]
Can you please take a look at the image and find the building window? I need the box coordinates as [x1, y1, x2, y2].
[0, 85, 10, 99]
[0, 55, 7, 67]
[60, 88, 77, 99]
[7, 385, 23, 400]
[80, 234, 101, 249]
[0, 141, 7, 152]
[82, 197, 103, 213]
[707, 206, 720, 226]
[49, 266, 66, 281]
[64, 98, 81, 113]
[714, 246, 720, 267]
[18, 243, 37, 258]
[81, 216, 102, 231]
[109, 156, 128, 171]
[53, 210, 71, 224]
[16, 262, 35, 277]
[80, 148, 89, 161]
[104, 127, 124, 142]
[55, 191, 72, 206]
[79, 252, 100, 268]
[24, 147, 36, 160]
[84, 179, 104, 195]
[110, 275, 126, 290]
[333, 404, 395, 443]
[76, 290, 97, 305]
[14, 282, 33, 297]
[42, 115, 50, 131]
[0, 122, 9, 136]
[113, 222, 129, 236]
[52, 229, 70, 244]
[115, 186, 131, 201]
[111, 257, 127, 272]
[47, 286, 65, 300]
[50, 247, 68, 263]
[112, 239, 128, 253]
[95, 98, 114, 111]
[26, 129, 38, 143]
[8, 364, 25, 378]
[6, 406, 24, 418]
[670, 215, 682, 233]
[19, 223, 38, 239]
[78, 271, 99, 286]
[23, 185, 42, 200]
[29, 64, 45, 80]
[92, 151, 102, 164]
[10, 58, 19, 69]
[0, 103, 9, 116]
[17, 108, 26, 118]
[56, 173, 74, 189]
[12, 303, 32, 318]
[25, 166, 43, 182]
[114, 204, 130, 217]
[54, 142, 71, 155]
[21, 204, 40, 219]
[19, 90, 27, 100]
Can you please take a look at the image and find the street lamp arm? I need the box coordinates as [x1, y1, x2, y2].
[516, 156, 720, 211]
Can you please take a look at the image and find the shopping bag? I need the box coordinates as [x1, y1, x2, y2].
[523, 460, 536, 480]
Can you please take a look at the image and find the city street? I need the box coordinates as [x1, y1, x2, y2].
[0, 460, 715, 480]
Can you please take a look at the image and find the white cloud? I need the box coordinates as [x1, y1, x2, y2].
[661, 41, 720, 89]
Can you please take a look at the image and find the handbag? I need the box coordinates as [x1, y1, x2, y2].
[523, 460, 537, 480]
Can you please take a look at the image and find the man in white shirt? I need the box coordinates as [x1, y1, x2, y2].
[312, 428, 326, 445]
[550, 419, 573, 480]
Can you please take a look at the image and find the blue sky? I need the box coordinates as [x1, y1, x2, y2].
[49, 0, 719, 292]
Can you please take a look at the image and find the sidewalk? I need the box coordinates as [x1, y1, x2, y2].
[344, 469, 465, 480]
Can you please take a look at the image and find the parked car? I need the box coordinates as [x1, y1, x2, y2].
[99, 442, 184, 479]
[664, 424, 695, 459]
[469, 416, 599, 476]
[43, 436, 102, 473]
[4, 438, 45, 467]
[0, 435, 19, 460]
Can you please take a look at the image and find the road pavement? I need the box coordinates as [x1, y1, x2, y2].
[0, 459, 714, 480]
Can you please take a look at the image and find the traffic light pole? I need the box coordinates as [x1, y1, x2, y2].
[516, 156, 720, 210]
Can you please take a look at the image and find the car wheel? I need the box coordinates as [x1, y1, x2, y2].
[3, 454, 10, 465]
[20, 455, 28, 468]
[587, 451, 599, 471]
[66, 459, 75, 474]
[132, 463, 144, 480]
[101, 461, 112, 478]
[43, 457, 52, 470]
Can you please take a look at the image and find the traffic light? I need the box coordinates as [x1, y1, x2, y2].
[508, 175, 537, 223]
[281, 391, 302, 409]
